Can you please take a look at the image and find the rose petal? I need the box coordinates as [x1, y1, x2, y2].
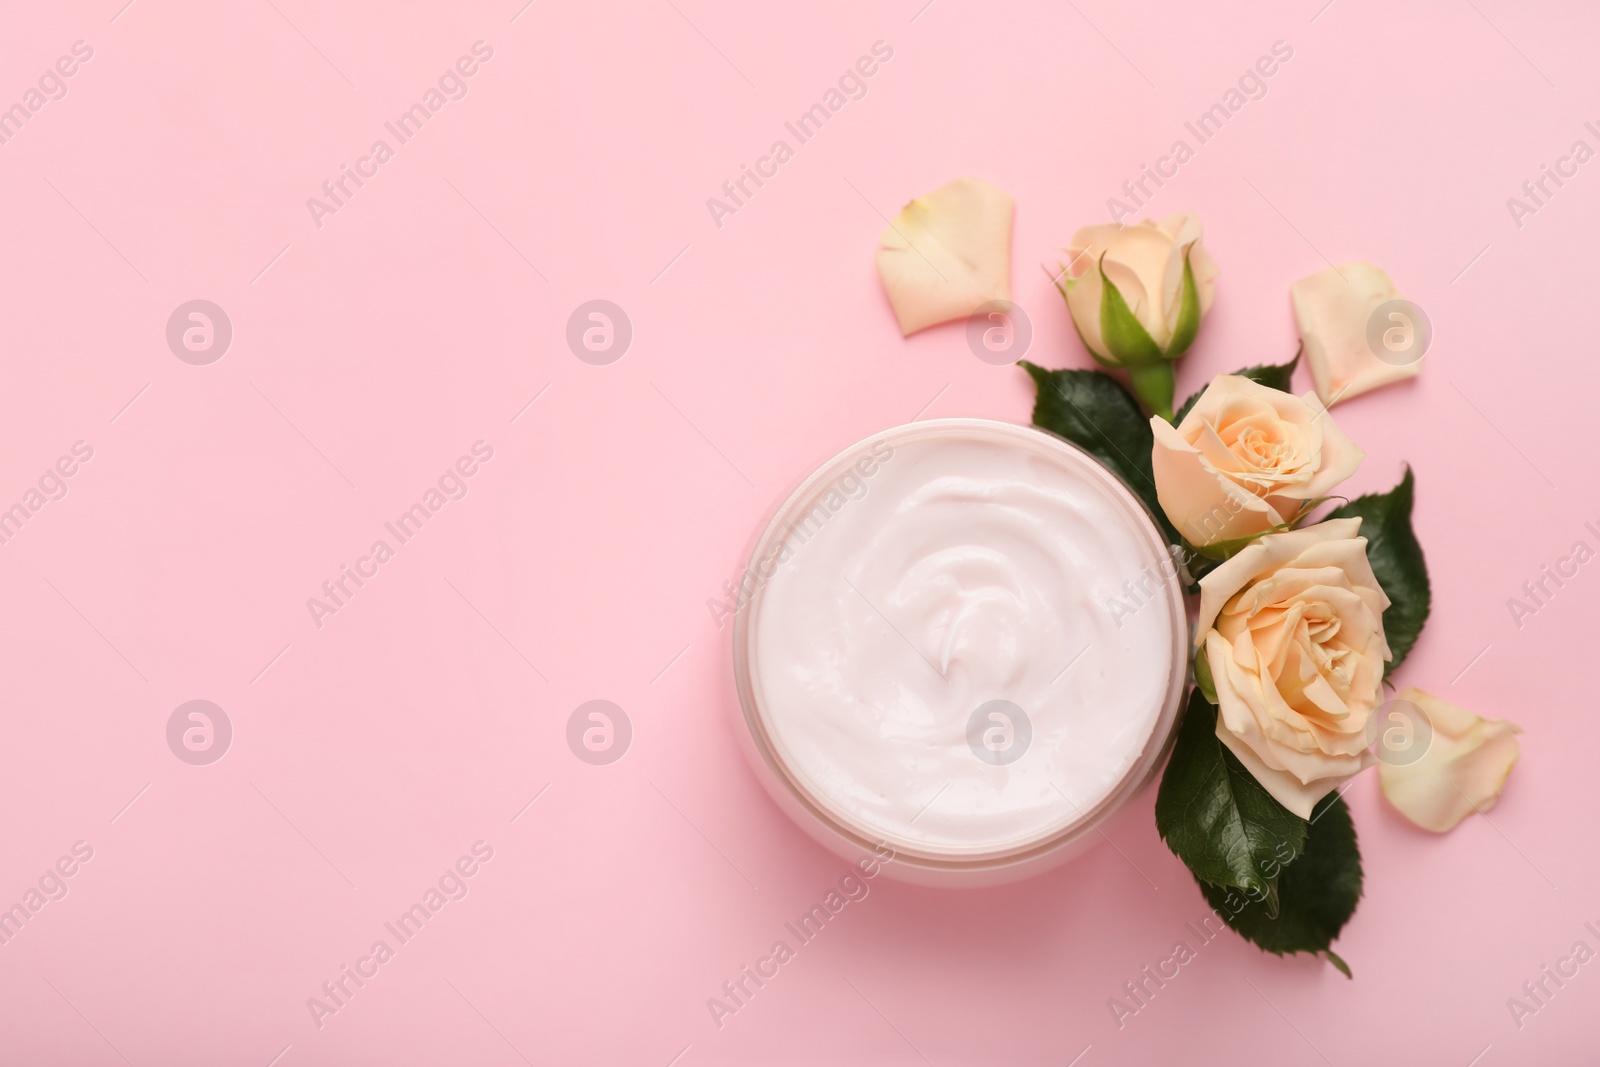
[1156, 211, 1219, 315]
[874, 178, 1014, 336]
[1379, 688, 1522, 832]
[1195, 517, 1367, 639]
[1151, 415, 1284, 544]
[1209, 634, 1372, 818]
[1063, 258, 1109, 359]
[1283, 392, 1364, 502]
[1291, 263, 1423, 406]
[1098, 222, 1175, 345]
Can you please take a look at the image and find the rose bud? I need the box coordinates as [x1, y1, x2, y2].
[1053, 212, 1218, 420]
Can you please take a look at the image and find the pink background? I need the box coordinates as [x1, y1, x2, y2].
[0, 0, 1595, 1063]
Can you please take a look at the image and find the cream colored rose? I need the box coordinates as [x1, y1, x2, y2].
[1151, 374, 1363, 547]
[1378, 689, 1522, 832]
[1291, 263, 1424, 406]
[1059, 212, 1219, 363]
[1198, 519, 1392, 818]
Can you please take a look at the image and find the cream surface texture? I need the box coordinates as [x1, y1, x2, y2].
[750, 423, 1179, 857]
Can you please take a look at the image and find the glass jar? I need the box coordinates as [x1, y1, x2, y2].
[731, 419, 1188, 886]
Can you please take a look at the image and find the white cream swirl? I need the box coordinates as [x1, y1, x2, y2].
[749, 421, 1183, 858]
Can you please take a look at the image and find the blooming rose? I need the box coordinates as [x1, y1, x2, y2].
[1291, 262, 1424, 406]
[1197, 518, 1391, 818]
[1059, 213, 1219, 362]
[1151, 374, 1363, 547]
[1378, 689, 1522, 832]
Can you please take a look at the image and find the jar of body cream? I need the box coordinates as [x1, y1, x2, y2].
[731, 419, 1188, 887]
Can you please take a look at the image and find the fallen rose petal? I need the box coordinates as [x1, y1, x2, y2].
[1379, 688, 1522, 833]
[874, 177, 1014, 335]
[1291, 263, 1424, 406]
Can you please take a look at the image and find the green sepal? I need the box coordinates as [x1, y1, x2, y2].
[1048, 264, 1121, 373]
[1097, 256, 1164, 368]
[1192, 646, 1217, 704]
[1164, 246, 1202, 360]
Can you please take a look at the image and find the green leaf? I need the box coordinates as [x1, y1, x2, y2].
[1020, 362, 1178, 546]
[1097, 257, 1164, 367]
[1237, 350, 1300, 394]
[1173, 350, 1300, 426]
[1155, 690, 1307, 897]
[1197, 792, 1363, 974]
[1192, 648, 1217, 703]
[1328, 466, 1430, 675]
[1164, 247, 1201, 360]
